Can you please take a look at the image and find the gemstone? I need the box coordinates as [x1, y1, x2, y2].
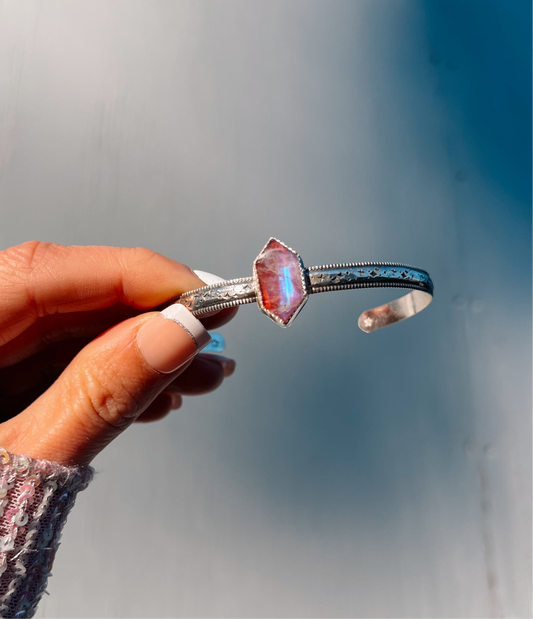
[254, 239, 307, 326]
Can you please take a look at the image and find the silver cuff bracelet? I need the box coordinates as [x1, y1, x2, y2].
[177, 238, 434, 332]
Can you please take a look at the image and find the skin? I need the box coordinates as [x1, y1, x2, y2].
[0, 241, 237, 466]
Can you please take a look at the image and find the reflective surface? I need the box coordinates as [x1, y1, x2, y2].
[0, 1, 530, 617]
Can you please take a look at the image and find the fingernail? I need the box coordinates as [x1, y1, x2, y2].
[193, 270, 226, 286]
[168, 393, 182, 410]
[137, 305, 211, 374]
[201, 354, 236, 377]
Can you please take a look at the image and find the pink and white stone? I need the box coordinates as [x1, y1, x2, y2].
[254, 239, 307, 326]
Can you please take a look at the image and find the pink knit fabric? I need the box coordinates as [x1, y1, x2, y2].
[0, 449, 92, 618]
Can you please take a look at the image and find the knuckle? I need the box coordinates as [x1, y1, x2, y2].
[120, 246, 160, 268]
[0, 243, 49, 326]
[0, 241, 58, 276]
[0, 241, 63, 304]
[70, 361, 140, 431]
[116, 247, 197, 304]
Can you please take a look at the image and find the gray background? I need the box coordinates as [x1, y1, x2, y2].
[0, 0, 531, 617]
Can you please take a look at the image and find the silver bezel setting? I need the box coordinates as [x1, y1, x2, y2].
[252, 237, 309, 328]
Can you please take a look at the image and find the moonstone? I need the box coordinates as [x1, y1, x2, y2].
[254, 239, 307, 326]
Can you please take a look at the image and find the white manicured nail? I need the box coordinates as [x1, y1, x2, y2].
[160, 304, 211, 351]
[194, 270, 225, 286]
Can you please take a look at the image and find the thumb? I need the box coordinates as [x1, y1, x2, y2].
[0, 305, 210, 466]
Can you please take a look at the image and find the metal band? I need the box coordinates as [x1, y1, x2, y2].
[176, 263, 433, 332]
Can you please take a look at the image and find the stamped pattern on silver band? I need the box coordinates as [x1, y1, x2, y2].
[307, 263, 433, 294]
[177, 278, 256, 316]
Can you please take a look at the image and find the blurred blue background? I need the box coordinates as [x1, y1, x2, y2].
[0, 1, 530, 617]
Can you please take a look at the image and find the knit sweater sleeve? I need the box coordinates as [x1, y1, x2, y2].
[0, 448, 93, 618]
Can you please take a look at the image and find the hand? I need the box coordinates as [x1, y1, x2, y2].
[0, 242, 237, 466]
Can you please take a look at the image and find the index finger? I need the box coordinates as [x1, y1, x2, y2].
[0, 241, 206, 344]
